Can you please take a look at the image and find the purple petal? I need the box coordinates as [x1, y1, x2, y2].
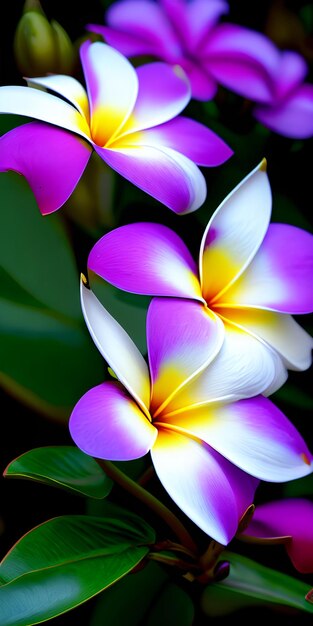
[185, 0, 228, 50]
[254, 83, 313, 139]
[161, 395, 313, 482]
[94, 143, 206, 213]
[121, 116, 233, 166]
[179, 60, 218, 100]
[147, 298, 224, 414]
[160, 0, 227, 52]
[119, 63, 190, 136]
[203, 23, 280, 103]
[0, 122, 91, 214]
[242, 498, 313, 573]
[151, 427, 258, 545]
[69, 381, 157, 460]
[219, 223, 313, 314]
[160, 0, 192, 51]
[88, 222, 202, 299]
[271, 51, 308, 100]
[86, 24, 163, 57]
[105, 0, 182, 59]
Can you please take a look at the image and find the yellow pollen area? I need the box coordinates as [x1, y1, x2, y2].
[151, 364, 186, 419]
[213, 306, 279, 329]
[301, 452, 311, 466]
[90, 105, 132, 147]
[109, 129, 143, 150]
[202, 247, 239, 305]
[74, 110, 92, 139]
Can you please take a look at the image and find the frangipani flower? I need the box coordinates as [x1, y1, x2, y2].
[69, 278, 313, 545]
[87, 159, 313, 373]
[239, 498, 313, 574]
[0, 41, 232, 216]
[88, 0, 313, 138]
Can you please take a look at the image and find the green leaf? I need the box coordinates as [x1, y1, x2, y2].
[146, 581, 194, 626]
[90, 560, 194, 626]
[0, 295, 104, 420]
[0, 171, 105, 419]
[201, 551, 313, 617]
[0, 515, 155, 626]
[90, 561, 169, 626]
[4, 446, 112, 499]
[0, 172, 81, 319]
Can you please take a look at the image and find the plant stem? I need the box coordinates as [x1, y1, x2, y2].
[98, 459, 198, 554]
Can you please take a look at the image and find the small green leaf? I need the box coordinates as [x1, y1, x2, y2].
[4, 446, 112, 499]
[201, 551, 313, 617]
[0, 515, 155, 626]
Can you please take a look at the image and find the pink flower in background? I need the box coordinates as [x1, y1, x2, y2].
[69, 278, 312, 545]
[0, 40, 232, 216]
[88, 0, 313, 138]
[240, 498, 313, 574]
[88, 159, 313, 373]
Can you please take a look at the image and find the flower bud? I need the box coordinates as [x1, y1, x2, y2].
[14, 4, 74, 76]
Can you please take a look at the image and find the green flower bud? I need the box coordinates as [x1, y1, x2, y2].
[14, 6, 74, 76]
[50, 19, 75, 74]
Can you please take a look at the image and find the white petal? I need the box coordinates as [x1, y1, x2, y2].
[0, 85, 91, 140]
[199, 159, 272, 302]
[27, 75, 89, 120]
[164, 324, 287, 414]
[80, 41, 138, 146]
[216, 307, 313, 371]
[80, 279, 150, 416]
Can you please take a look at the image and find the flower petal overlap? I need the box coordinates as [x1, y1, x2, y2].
[88, 160, 313, 372]
[69, 280, 313, 545]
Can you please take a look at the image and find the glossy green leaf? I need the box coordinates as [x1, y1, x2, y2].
[0, 294, 104, 420]
[146, 581, 194, 626]
[90, 561, 169, 626]
[0, 515, 155, 626]
[0, 172, 81, 319]
[4, 446, 112, 499]
[90, 560, 194, 626]
[201, 550, 313, 617]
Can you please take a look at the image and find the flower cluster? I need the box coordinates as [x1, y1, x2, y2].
[88, 0, 313, 138]
[1, 1, 313, 608]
